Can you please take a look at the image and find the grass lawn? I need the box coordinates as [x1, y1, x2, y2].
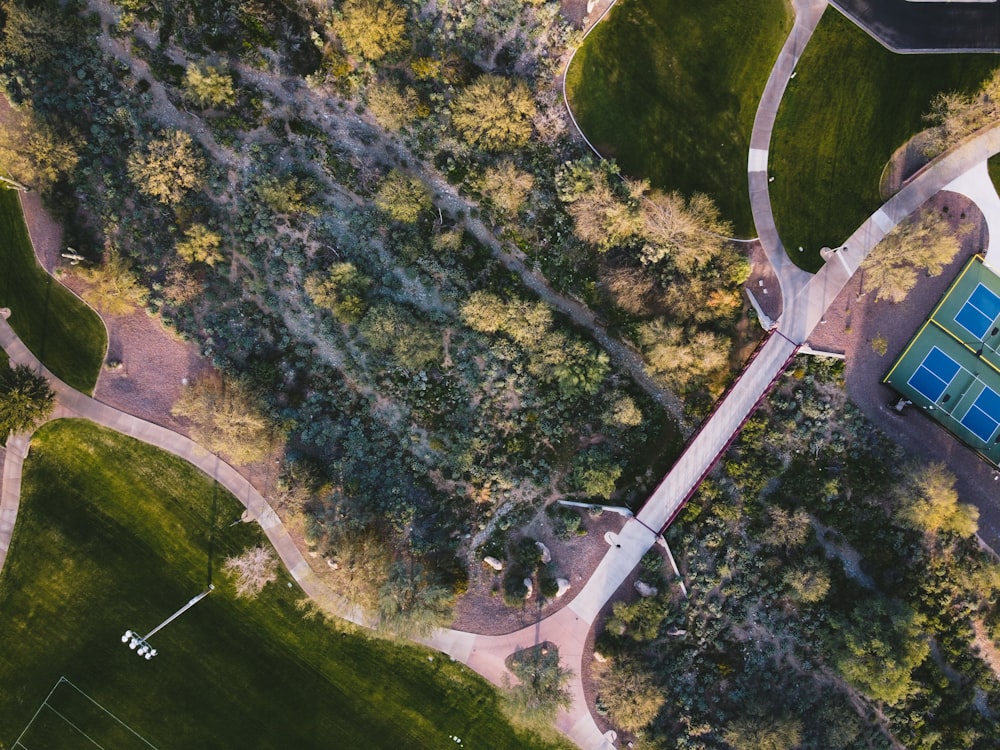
[0, 420, 569, 750]
[770, 9, 998, 272]
[0, 190, 105, 393]
[989, 154, 1000, 196]
[564, 0, 792, 237]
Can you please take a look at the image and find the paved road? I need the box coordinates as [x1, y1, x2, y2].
[831, 0, 1000, 52]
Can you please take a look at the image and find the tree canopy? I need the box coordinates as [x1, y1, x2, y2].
[452, 75, 536, 151]
[333, 0, 408, 62]
[0, 364, 54, 437]
[183, 63, 236, 109]
[127, 130, 205, 205]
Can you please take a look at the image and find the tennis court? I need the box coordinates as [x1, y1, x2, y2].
[885, 256, 1000, 466]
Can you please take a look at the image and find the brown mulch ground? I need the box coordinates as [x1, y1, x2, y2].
[18, 189, 213, 435]
[807, 191, 1000, 550]
[743, 239, 783, 324]
[451, 506, 627, 635]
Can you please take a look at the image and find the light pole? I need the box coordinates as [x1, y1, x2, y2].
[121, 585, 215, 660]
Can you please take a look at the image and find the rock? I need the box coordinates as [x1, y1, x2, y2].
[593, 651, 607, 663]
[523, 578, 533, 599]
[634, 580, 658, 597]
[555, 578, 571, 598]
[326, 559, 339, 570]
[483, 556, 503, 571]
[536, 541, 551, 564]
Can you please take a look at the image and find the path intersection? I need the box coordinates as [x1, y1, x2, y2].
[6, 2, 1000, 748]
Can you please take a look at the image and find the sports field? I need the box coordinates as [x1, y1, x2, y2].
[884, 256, 1000, 465]
[0, 419, 568, 750]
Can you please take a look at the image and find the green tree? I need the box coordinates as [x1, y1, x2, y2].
[722, 715, 803, 750]
[365, 81, 419, 132]
[77, 251, 148, 315]
[183, 63, 236, 108]
[504, 644, 572, 725]
[604, 596, 665, 642]
[836, 599, 929, 705]
[571, 449, 622, 500]
[127, 130, 205, 205]
[478, 161, 535, 217]
[257, 176, 321, 217]
[782, 564, 831, 604]
[902, 462, 978, 538]
[171, 374, 272, 464]
[0, 364, 54, 437]
[304, 262, 371, 323]
[333, 0, 407, 61]
[374, 170, 430, 223]
[176, 223, 224, 266]
[596, 660, 665, 734]
[359, 303, 440, 370]
[452, 75, 536, 151]
[861, 210, 962, 303]
[376, 561, 453, 638]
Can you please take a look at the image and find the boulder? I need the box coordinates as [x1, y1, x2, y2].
[593, 651, 607, 663]
[536, 541, 551, 564]
[555, 578, 572, 598]
[523, 578, 533, 599]
[483, 556, 504, 571]
[634, 580, 658, 597]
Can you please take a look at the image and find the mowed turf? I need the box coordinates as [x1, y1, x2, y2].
[770, 9, 998, 271]
[0, 420, 568, 750]
[0, 189, 105, 393]
[565, 0, 791, 236]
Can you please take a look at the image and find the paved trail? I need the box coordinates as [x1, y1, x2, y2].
[9, 2, 1000, 748]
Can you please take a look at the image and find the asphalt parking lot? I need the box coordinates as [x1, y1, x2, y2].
[832, 0, 1000, 52]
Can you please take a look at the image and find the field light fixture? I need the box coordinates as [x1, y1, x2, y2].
[121, 585, 215, 660]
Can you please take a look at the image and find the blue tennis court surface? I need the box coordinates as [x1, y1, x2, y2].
[907, 346, 960, 403]
[884, 256, 1000, 467]
[955, 283, 1000, 340]
[961, 387, 1000, 442]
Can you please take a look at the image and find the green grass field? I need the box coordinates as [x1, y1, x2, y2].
[989, 154, 1000, 197]
[0, 420, 568, 750]
[0, 190, 105, 393]
[770, 10, 997, 271]
[565, 0, 792, 237]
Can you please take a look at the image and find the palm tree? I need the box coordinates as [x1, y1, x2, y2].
[0, 364, 54, 437]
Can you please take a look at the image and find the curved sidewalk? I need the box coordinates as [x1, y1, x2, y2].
[748, 0, 827, 310]
[0, 317, 368, 627]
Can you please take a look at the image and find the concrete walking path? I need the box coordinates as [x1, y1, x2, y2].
[0, 317, 368, 628]
[748, 0, 827, 307]
[782, 121, 1000, 343]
